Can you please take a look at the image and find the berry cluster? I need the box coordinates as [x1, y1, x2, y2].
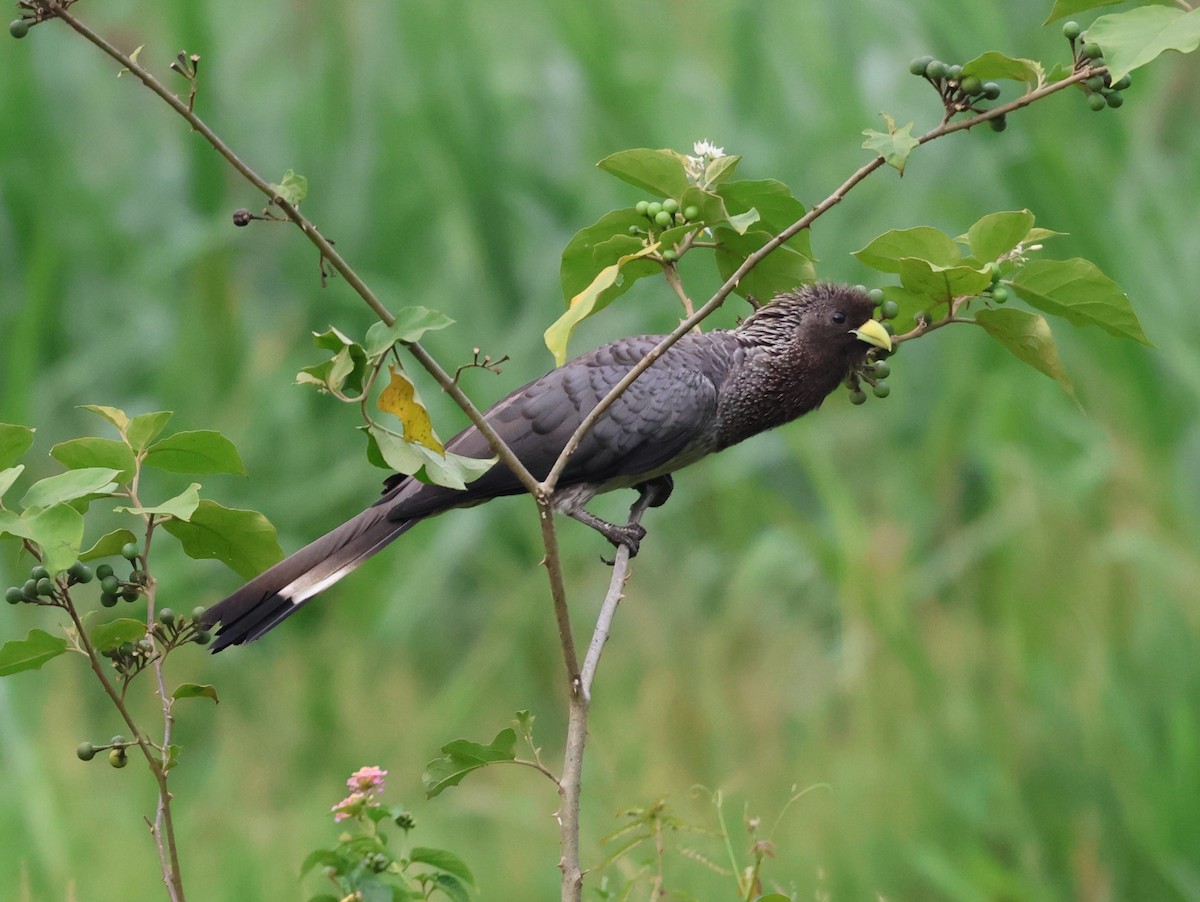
[76, 735, 134, 769]
[630, 198, 702, 262]
[846, 288, 896, 405]
[5, 559, 96, 606]
[909, 56, 1005, 130]
[1063, 22, 1132, 111]
[982, 262, 1008, 304]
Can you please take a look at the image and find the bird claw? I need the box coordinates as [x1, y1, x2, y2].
[599, 522, 645, 565]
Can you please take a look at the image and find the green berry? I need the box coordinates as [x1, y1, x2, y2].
[31, 565, 50, 581]
[883, 322, 896, 336]
[872, 381, 892, 399]
[95, 563, 114, 580]
[159, 608, 176, 625]
[1084, 75, 1105, 92]
[69, 561, 94, 584]
[22, 579, 39, 600]
[108, 748, 128, 769]
[849, 388, 867, 406]
[1087, 93, 1107, 112]
[988, 114, 1008, 133]
[872, 360, 891, 379]
[1105, 90, 1124, 108]
[111, 734, 126, 745]
[913, 310, 929, 326]
[193, 630, 212, 646]
[100, 575, 120, 595]
[947, 64, 963, 81]
[6, 587, 23, 605]
[9, 19, 29, 39]
[984, 262, 1001, 283]
[982, 82, 1001, 100]
[76, 742, 96, 761]
[119, 643, 135, 658]
[120, 542, 139, 561]
[645, 201, 663, 218]
[627, 225, 642, 235]
[879, 300, 900, 320]
[122, 587, 140, 602]
[36, 577, 54, 596]
[1081, 43, 1102, 60]
[867, 288, 885, 305]
[634, 200, 649, 216]
[990, 286, 1009, 304]
[959, 75, 982, 96]
[1112, 74, 1132, 91]
[682, 205, 700, 221]
[1062, 21, 1082, 41]
[661, 198, 679, 214]
[660, 248, 677, 262]
[654, 210, 672, 227]
[925, 60, 948, 80]
[191, 606, 207, 621]
[101, 592, 119, 608]
[909, 56, 933, 76]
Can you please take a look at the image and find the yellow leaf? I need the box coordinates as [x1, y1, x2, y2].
[377, 366, 444, 453]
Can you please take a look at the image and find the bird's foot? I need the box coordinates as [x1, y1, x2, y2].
[597, 521, 647, 564]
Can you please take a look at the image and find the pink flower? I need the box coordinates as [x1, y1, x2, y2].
[347, 766, 387, 795]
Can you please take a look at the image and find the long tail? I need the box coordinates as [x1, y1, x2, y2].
[202, 505, 418, 651]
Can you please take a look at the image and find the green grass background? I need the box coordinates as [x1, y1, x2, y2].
[2, 0, 1199, 899]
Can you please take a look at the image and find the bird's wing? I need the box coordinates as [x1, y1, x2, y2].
[382, 334, 735, 519]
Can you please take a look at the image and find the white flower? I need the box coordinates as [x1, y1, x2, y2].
[692, 139, 725, 159]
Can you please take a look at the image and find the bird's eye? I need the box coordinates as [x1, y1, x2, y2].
[831, 310, 846, 324]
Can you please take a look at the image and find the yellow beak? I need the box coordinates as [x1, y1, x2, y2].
[851, 318, 892, 352]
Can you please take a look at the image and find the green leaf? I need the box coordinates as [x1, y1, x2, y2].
[50, 438, 137, 484]
[89, 618, 147, 653]
[753, 895, 794, 902]
[115, 483, 201, 521]
[409, 847, 476, 886]
[21, 503, 85, 571]
[715, 179, 811, 241]
[703, 153, 741, 187]
[79, 404, 129, 433]
[0, 629, 68, 677]
[364, 307, 456, 359]
[714, 229, 815, 301]
[0, 424, 35, 469]
[1087, 6, 1200, 84]
[899, 259, 993, 303]
[0, 509, 27, 541]
[0, 466, 25, 503]
[546, 244, 661, 365]
[853, 227, 961, 273]
[126, 411, 174, 452]
[965, 210, 1036, 263]
[20, 468, 121, 510]
[427, 873, 471, 902]
[422, 728, 517, 798]
[80, 528, 140, 562]
[559, 209, 660, 304]
[596, 148, 690, 196]
[173, 682, 219, 704]
[414, 446, 496, 492]
[861, 114, 920, 175]
[300, 849, 343, 878]
[1044, 0, 1126, 25]
[297, 327, 370, 396]
[164, 744, 182, 771]
[960, 51, 1045, 88]
[369, 426, 424, 474]
[272, 168, 308, 205]
[162, 500, 284, 579]
[143, 431, 246, 476]
[1025, 227, 1067, 244]
[1010, 258, 1150, 344]
[977, 308, 1076, 397]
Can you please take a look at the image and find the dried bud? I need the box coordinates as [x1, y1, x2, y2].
[232, 209, 253, 227]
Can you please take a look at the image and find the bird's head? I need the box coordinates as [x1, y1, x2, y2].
[737, 283, 892, 371]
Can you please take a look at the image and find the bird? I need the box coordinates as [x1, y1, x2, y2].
[202, 283, 891, 650]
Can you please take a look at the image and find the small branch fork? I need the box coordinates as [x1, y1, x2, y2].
[32, 4, 1103, 900]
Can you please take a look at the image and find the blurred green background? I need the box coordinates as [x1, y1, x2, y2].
[2, 0, 1199, 899]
